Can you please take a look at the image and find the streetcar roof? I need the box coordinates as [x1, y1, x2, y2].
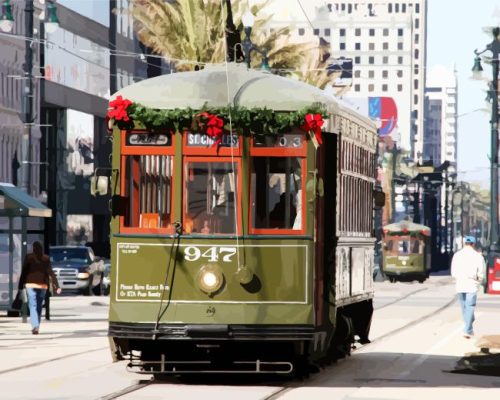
[383, 221, 431, 235]
[111, 63, 376, 130]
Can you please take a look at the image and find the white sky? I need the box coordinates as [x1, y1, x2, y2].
[57, 0, 500, 187]
[427, 0, 500, 188]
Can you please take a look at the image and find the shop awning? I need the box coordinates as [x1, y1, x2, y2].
[0, 183, 52, 218]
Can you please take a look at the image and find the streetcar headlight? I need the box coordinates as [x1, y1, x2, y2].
[197, 264, 224, 295]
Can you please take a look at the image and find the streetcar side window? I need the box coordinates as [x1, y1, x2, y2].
[251, 157, 303, 232]
[123, 155, 173, 230]
[184, 161, 239, 235]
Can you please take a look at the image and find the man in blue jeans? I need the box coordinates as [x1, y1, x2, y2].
[450, 236, 485, 338]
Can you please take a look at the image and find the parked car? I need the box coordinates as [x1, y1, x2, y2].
[102, 258, 111, 296]
[49, 246, 105, 295]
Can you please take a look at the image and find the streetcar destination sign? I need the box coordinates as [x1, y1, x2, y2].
[126, 133, 171, 146]
[186, 132, 239, 147]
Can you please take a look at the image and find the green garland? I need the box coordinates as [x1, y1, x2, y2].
[113, 102, 328, 135]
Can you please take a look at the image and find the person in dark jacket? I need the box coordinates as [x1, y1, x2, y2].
[18, 241, 61, 334]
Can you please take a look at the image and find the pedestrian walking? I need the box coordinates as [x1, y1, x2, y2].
[450, 236, 486, 339]
[18, 241, 61, 334]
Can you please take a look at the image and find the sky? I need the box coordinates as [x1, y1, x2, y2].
[427, 0, 500, 188]
[56, 0, 498, 188]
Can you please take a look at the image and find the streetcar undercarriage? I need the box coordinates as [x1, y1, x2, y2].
[109, 299, 373, 375]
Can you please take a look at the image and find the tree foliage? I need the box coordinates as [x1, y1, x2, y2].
[124, 0, 340, 88]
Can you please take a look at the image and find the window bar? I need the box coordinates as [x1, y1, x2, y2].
[285, 157, 291, 229]
[265, 158, 270, 228]
[207, 162, 213, 216]
[165, 157, 171, 216]
[152, 155, 157, 215]
[139, 156, 145, 215]
[128, 156, 134, 226]
[158, 155, 164, 227]
[144, 155, 149, 214]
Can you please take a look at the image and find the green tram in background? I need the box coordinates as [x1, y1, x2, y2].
[100, 64, 379, 375]
[381, 221, 431, 283]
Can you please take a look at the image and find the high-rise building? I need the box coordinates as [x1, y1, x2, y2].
[424, 65, 458, 174]
[264, 0, 427, 161]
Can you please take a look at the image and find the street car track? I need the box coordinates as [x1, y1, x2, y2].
[0, 346, 108, 375]
[96, 292, 457, 400]
[99, 380, 153, 400]
[374, 287, 428, 310]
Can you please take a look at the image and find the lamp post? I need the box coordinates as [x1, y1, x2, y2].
[241, 10, 269, 70]
[472, 27, 500, 256]
[0, 0, 59, 195]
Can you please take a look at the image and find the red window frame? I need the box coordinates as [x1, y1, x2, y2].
[249, 134, 307, 235]
[182, 131, 242, 156]
[182, 156, 243, 236]
[120, 130, 175, 234]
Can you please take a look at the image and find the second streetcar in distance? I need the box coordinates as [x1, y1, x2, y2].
[382, 221, 431, 283]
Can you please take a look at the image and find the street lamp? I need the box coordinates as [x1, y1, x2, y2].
[472, 26, 500, 256]
[0, 0, 14, 32]
[0, 0, 59, 195]
[241, 9, 269, 70]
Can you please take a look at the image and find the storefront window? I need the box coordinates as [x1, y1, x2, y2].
[184, 161, 238, 235]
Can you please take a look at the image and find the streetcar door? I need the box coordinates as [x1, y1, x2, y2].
[321, 133, 338, 326]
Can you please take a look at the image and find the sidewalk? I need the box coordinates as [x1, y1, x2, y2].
[0, 296, 111, 373]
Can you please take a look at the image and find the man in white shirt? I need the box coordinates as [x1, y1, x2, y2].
[450, 236, 486, 338]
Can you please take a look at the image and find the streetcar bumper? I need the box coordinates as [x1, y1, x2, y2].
[108, 321, 315, 341]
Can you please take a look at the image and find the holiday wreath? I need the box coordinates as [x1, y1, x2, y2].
[107, 95, 328, 146]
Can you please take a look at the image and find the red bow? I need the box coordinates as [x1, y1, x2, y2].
[198, 112, 224, 147]
[107, 95, 132, 122]
[300, 113, 324, 145]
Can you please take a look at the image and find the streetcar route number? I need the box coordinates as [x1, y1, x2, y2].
[184, 246, 237, 262]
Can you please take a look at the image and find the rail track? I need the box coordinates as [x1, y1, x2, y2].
[97, 282, 456, 400]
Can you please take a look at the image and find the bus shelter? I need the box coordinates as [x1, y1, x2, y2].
[0, 183, 51, 313]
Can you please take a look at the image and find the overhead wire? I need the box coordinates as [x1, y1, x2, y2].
[220, 0, 242, 270]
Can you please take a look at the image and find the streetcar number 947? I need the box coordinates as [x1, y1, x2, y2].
[183, 246, 237, 262]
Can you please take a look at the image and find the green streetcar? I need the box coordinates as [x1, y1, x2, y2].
[381, 221, 431, 283]
[99, 64, 379, 375]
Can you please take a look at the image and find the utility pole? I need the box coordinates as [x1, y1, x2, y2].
[472, 27, 500, 257]
[20, 0, 34, 195]
[391, 144, 398, 222]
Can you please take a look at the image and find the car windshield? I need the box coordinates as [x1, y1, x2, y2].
[50, 248, 90, 263]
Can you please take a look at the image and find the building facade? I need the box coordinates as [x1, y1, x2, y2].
[0, 0, 43, 196]
[40, 0, 167, 257]
[265, 0, 427, 161]
[424, 65, 458, 175]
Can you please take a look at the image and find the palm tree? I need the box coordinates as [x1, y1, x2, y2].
[124, 0, 341, 89]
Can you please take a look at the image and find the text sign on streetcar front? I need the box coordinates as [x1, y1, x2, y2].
[115, 243, 237, 301]
[125, 133, 172, 146]
[186, 133, 238, 148]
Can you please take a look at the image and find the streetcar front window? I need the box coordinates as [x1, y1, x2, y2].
[251, 157, 303, 231]
[184, 161, 238, 235]
[398, 240, 410, 254]
[123, 155, 173, 230]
